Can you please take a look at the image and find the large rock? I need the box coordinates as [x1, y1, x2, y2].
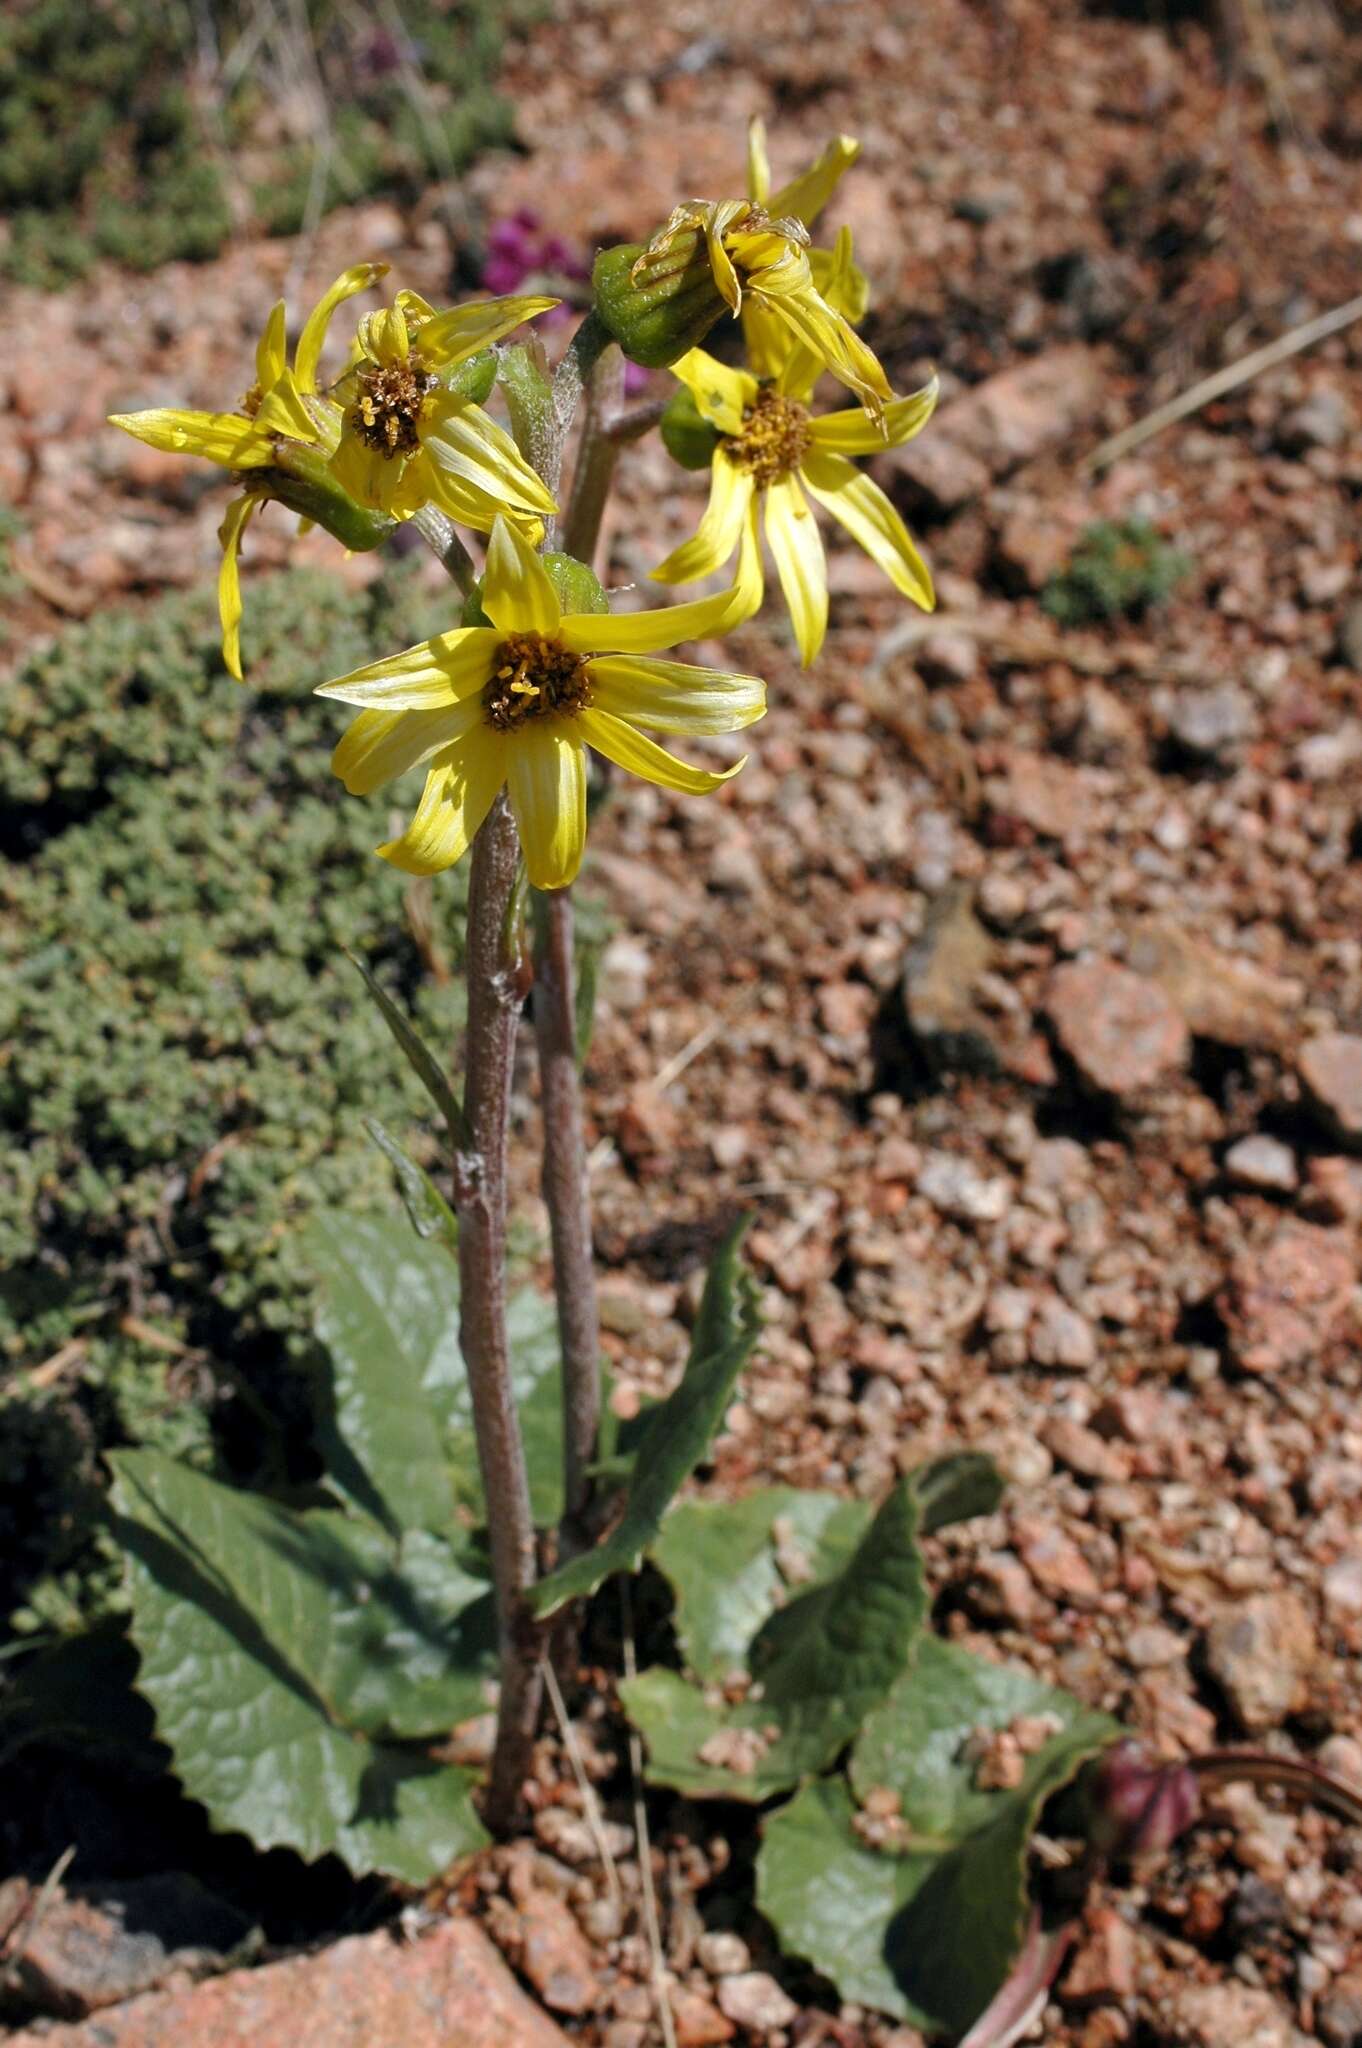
[4, 1874, 252, 2019]
[2, 1917, 571, 2048]
[1202, 1592, 1317, 1734]
[879, 345, 1105, 508]
[1219, 1224, 1355, 1375]
[1160, 1980, 1305, 2048]
[1045, 958, 1189, 1095]
[1299, 1033, 1362, 1147]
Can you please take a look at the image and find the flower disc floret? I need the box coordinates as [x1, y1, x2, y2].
[484, 633, 592, 732]
[729, 389, 812, 490]
[351, 351, 438, 456]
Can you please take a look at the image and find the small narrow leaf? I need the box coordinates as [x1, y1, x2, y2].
[364, 1117, 458, 1249]
[347, 949, 468, 1145]
[530, 1218, 761, 1617]
[757, 1638, 1120, 2031]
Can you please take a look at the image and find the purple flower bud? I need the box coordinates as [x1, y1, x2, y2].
[1085, 1740, 1200, 1862]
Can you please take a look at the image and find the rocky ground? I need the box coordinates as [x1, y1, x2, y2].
[4, 0, 1362, 2040]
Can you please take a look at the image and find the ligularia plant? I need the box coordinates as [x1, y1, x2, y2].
[100, 123, 1128, 2039]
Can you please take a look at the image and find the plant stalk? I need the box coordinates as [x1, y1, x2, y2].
[561, 341, 626, 569]
[533, 887, 601, 1551]
[451, 793, 542, 1830]
[412, 504, 476, 596]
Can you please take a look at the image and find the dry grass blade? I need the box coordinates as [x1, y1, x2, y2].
[620, 1582, 679, 2048]
[1084, 290, 1362, 471]
[539, 1657, 622, 1910]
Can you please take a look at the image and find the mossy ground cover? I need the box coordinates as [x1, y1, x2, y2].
[0, 0, 544, 289]
[0, 561, 469, 1634]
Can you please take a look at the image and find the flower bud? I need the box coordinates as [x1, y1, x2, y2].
[1080, 1740, 1201, 1863]
[591, 236, 727, 369]
[264, 440, 397, 552]
[660, 386, 721, 471]
[442, 347, 498, 406]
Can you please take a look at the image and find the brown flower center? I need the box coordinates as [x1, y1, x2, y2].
[728, 388, 812, 489]
[350, 350, 436, 458]
[483, 632, 591, 732]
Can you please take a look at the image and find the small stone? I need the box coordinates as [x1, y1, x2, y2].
[1014, 1516, 1103, 1608]
[1323, 1558, 1362, 1617]
[1045, 1416, 1128, 1482]
[1304, 1157, 1362, 1222]
[964, 1551, 1038, 1626]
[1, 1918, 571, 2048]
[708, 836, 763, 897]
[986, 748, 1096, 840]
[1165, 683, 1255, 766]
[671, 1988, 737, 2046]
[1124, 1624, 1186, 1670]
[1160, 1980, 1301, 2047]
[1224, 1134, 1298, 1193]
[1318, 1734, 1362, 1786]
[1339, 599, 1362, 672]
[599, 935, 651, 1011]
[1317, 1973, 1362, 2048]
[916, 1151, 1012, 1223]
[715, 1972, 799, 2032]
[695, 1932, 750, 1977]
[1062, 1907, 1137, 2006]
[900, 884, 1001, 1074]
[1203, 1592, 1317, 1733]
[1029, 1295, 1099, 1371]
[1219, 1225, 1356, 1374]
[515, 1890, 601, 2015]
[1124, 920, 1298, 1049]
[1299, 1033, 1362, 1146]
[1045, 959, 1189, 1095]
[1277, 387, 1354, 452]
[917, 627, 979, 685]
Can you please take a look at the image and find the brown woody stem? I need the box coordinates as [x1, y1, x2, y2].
[451, 795, 542, 1831]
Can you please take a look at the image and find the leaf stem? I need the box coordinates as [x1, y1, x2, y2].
[452, 792, 543, 1830]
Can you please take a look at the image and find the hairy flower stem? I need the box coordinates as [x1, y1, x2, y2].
[543, 311, 612, 548]
[453, 793, 543, 1831]
[411, 503, 476, 597]
[562, 342, 626, 569]
[533, 887, 601, 1557]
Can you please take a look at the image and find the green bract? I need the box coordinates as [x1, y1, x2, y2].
[591, 239, 728, 369]
[660, 384, 723, 471]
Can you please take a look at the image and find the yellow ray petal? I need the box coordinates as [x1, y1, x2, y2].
[379, 731, 506, 876]
[650, 454, 753, 585]
[809, 375, 939, 456]
[329, 431, 400, 513]
[759, 285, 892, 418]
[735, 498, 765, 616]
[506, 724, 587, 890]
[769, 135, 861, 227]
[668, 348, 757, 437]
[747, 116, 771, 205]
[422, 398, 558, 517]
[579, 709, 745, 795]
[584, 655, 766, 735]
[256, 302, 288, 391]
[216, 494, 258, 682]
[108, 407, 265, 469]
[356, 304, 410, 366]
[482, 516, 561, 636]
[415, 294, 560, 369]
[331, 700, 486, 795]
[763, 472, 828, 666]
[396, 288, 438, 328]
[800, 450, 934, 611]
[253, 370, 318, 444]
[315, 627, 499, 708]
[561, 581, 744, 656]
[810, 228, 869, 326]
[294, 262, 389, 393]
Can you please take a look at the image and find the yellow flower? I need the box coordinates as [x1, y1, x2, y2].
[110, 263, 391, 678]
[631, 198, 891, 422]
[651, 295, 937, 668]
[326, 289, 559, 535]
[742, 120, 870, 382]
[317, 517, 765, 891]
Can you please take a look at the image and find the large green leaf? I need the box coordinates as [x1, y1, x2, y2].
[650, 1454, 1000, 1686]
[530, 1218, 762, 1618]
[758, 1638, 1120, 2031]
[109, 1448, 491, 1881]
[303, 1210, 564, 1532]
[620, 1477, 931, 1801]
